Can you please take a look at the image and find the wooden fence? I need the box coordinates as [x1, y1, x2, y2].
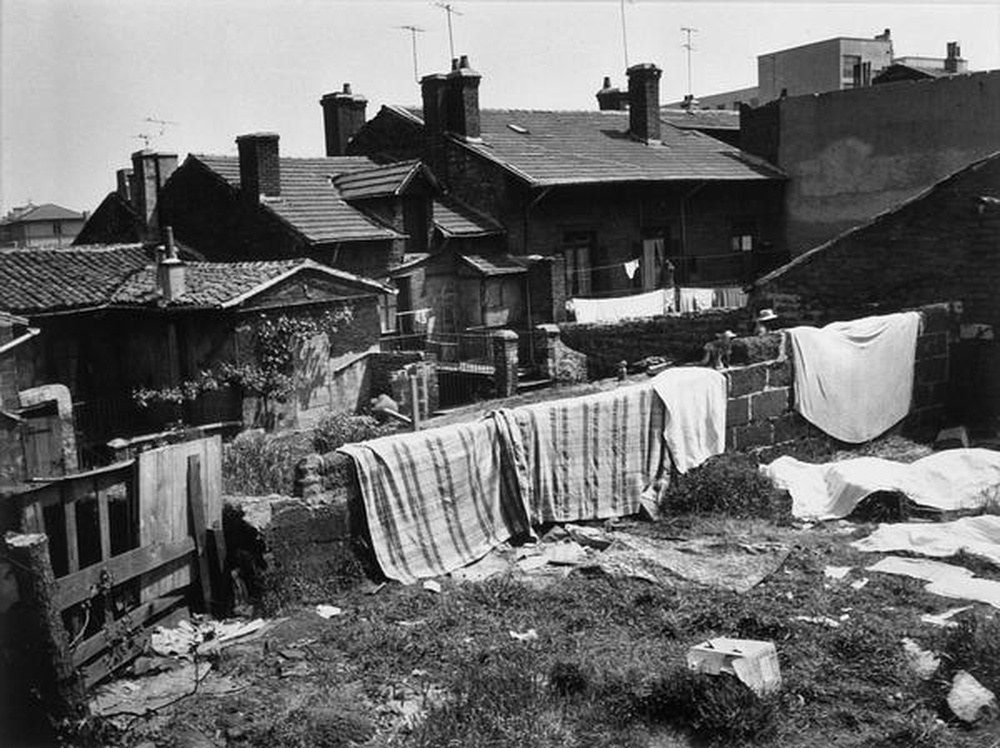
[4, 435, 225, 693]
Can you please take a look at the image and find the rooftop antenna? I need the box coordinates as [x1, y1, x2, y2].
[434, 2, 462, 61]
[620, 0, 633, 68]
[134, 116, 179, 149]
[681, 27, 698, 98]
[397, 25, 427, 83]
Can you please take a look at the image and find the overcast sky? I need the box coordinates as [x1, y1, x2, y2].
[2, 0, 999, 216]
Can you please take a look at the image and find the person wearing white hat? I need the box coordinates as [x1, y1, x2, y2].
[754, 308, 778, 335]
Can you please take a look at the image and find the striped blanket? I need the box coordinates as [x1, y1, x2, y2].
[511, 384, 669, 523]
[339, 417, 532, 584]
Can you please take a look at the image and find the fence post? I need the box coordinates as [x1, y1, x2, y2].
[408, 366, 422, 431]
[491, 329, 519, 397]
[3, 532, 88, 721]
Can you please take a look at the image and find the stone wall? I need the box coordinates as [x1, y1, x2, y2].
[557, 309, 751, 378]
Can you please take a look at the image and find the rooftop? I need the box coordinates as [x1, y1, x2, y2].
[2, 203, 85, 225]
[397, 107, 782, 186]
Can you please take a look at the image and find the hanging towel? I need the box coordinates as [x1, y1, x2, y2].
[761, 448, 1000, 520]
[786, 312, 920, 443]
[512, 383, 669, 522]
[339, 416, 532, 584]
[570, 288, 671, 323]
[649, 367, 727, 473]
[677, 287, 716, 313]
[623, 259, 639, 280]
[712, 286, 748, 309]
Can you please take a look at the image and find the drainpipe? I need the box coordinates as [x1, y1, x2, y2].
[522, 185, 553, 326]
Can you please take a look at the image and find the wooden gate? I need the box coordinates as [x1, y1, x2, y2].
[9, 435, 225, 687]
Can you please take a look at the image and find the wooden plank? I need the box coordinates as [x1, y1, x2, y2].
[72, 594, 185, 667]
[97, 486, 111, 562]
[62, 485, 79, 574]
[187, 454, 212, 611]
[54, 537, 196, 611]
[206, 526, 228, 616]
[22, 501, 45, 534]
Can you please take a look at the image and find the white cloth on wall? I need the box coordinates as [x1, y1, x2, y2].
[761, 448, 1000, 520]
[623, 259, 639, 280]
[786, 312, 920, 443]
[677, 287, 716, 313]
[569, 288, 671, 324]
[649, 367, 727, 474]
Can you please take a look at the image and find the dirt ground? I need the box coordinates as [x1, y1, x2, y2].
[84, 499, 1000, 748]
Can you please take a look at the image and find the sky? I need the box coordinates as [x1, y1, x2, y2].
[2, 0, 999, 216]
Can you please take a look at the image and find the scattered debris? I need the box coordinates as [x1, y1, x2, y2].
[363, 581, 387, 596]
[396, 619, 426, 628]
[449, 549, 512, 583]
[422, 579, 442, 594]
[509, 628, 539, 642]
[90, 662, 239, 723]
[920, 606, 973, 628]
[150, 617, 271, 658]
[947, 671, 998, 723]
[901, 638, 940, 679]
[315, 604, 343, 619]
[850, 578, 869, 591]
[687, 638, 782, 696]
[824, 566, 852, 581]
[564, 524, 614, 550]
[792, 615, 840, 628]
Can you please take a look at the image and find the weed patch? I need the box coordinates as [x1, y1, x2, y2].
[660, 453, 792, 522]
[311, 411, 395, 454]
[222, 429, 313, 495]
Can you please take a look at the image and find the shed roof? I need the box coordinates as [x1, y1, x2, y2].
[433, 195, 504, 237]
[332, 160, 432, 199]
[190, 155, 404, 244]
[459, 254, 527, 277]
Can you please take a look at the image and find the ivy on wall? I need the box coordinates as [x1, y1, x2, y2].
[133, 308, 353, 427]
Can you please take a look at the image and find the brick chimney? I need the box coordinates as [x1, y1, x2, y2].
[596, 76, 628, 111]
[420, 73, 449, 178]
[320, 83, 368, 156]
[446, 54, 481, 141]
[116, 168, 133, 203]
[157, 226, 185, 303]
[627, 63, 662, 144]
[131, 150, 178, 239]
[945, 41, 963, 73]
[236, 132, 280, 202]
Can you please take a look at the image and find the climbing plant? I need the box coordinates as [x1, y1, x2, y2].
[133, 307, 353, 428]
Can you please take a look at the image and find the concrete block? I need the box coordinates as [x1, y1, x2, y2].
[916, 332, 948, 359]
[727, 396, 750, 427]
[727, 364, 768, 398]
[733, 422, 774, 451]
[750, 387, 790, 421]
[767, 361, 791, 388]
[730, 334, 781, 365]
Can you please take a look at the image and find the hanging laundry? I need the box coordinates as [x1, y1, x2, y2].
[677, 287, 716, 313]
[569, 289, 671, 323]
[623, 259, 639, 280]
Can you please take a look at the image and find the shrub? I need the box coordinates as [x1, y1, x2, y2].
[660, 453, 791, 521]
[311, 411, 395, 454]
[222, 429, 312, 495]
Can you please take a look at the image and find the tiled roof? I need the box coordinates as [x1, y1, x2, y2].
[400, 107, 782, 186]
[2, 203, 84, 224]
[459, 254, 527, 277]
[660, 108, 740, 131]
[333, 160, 427, 199]
[112, 258, 391, 307]
[191, 155, 403, 244]
[0, 245, 149, 313]
[433, 195, 504, 237]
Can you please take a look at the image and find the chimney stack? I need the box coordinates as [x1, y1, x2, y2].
[320, 83, 368, 156]
[236, 133, 281, 202]
[945, 41, 963, 73]
[596, 76, 628, 111]
[627, 63, 662, 144]
[116, 168, 133, 203]
[157, 226, 185, 303]
[131, 150, 178, 240]
[446, 54, 481, 141]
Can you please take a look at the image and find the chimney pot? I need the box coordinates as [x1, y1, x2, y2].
[157, 225, 185, 302]
[447, 54, 482, 140]
[451, 58, 460, 71]
[603, 76, 612, 89]
[596, 76, 627, 111]
[343, 82, 352, 94]
[459, 54, 470, 68]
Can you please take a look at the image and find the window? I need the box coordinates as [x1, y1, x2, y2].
[562, 231, 594, 297]
[731, 219, 756, 253]
[378, 294, 398, 334]
[842, 54, 862, 87]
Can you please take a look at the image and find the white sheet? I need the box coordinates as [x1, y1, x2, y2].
[569, 288, 672, 323]
[853, 515, 1000, 566]
[650, 367, 727, 474]
[869, 555, 1000, 609]
[762, 448, 1000, 520]
[787, 312, 920, 443]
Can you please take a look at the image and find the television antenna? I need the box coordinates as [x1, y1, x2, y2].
[681, 27, 698, 97]
[397, 25, 426, 82]
[434, 2, 462, 61]
[620, 0, 634, 68]
[134, 116, 179, 149]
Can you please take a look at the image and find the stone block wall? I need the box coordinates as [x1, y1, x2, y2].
[556, 309, 751, 378]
